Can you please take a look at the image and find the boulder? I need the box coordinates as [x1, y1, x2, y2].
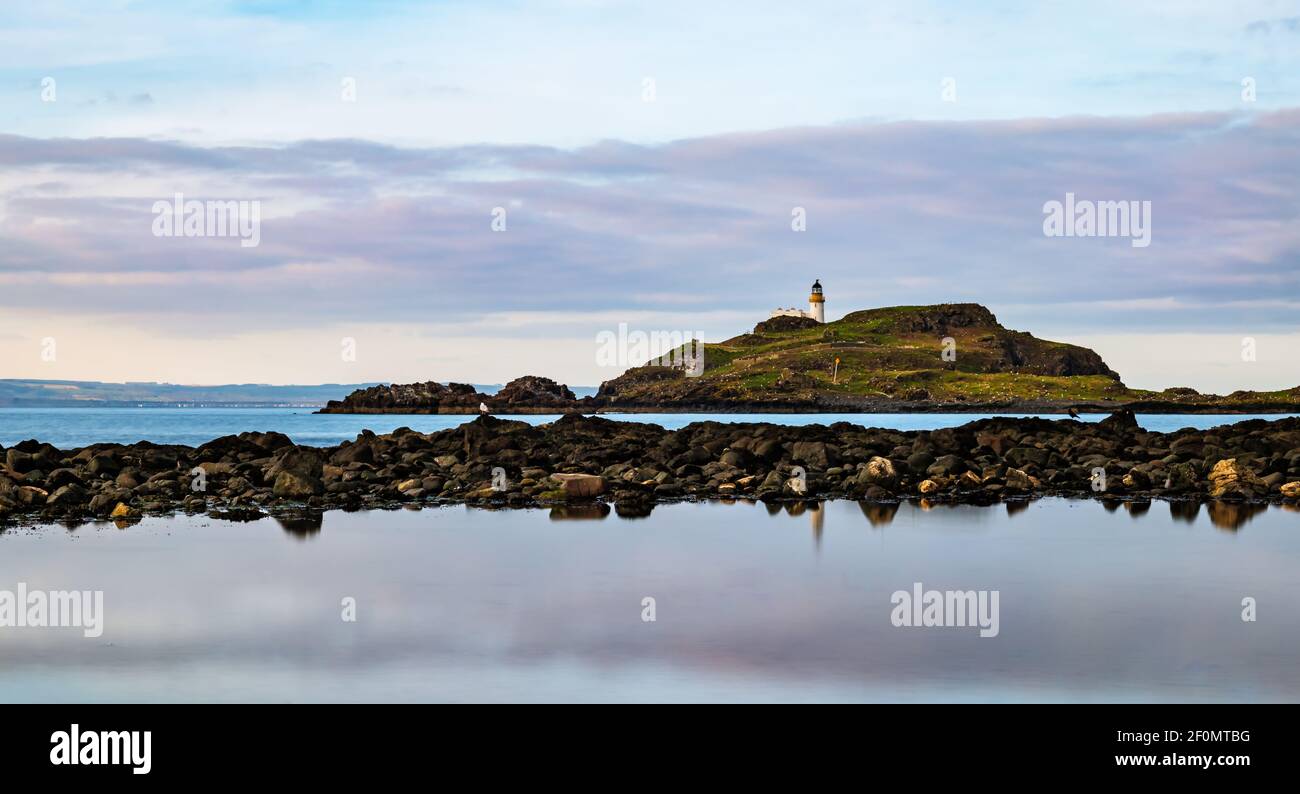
[792, 441, 837, 470]
[1207, 458, 1264, 499]
[1003, 468, 1034, 492]
[46, 483, 89, 508]
[856, 456, 898, 488]
[905, 451, 935, 474]
[549, 473, 606, 498]
[266, 448, 324, 498]
[272, 471, 323, 498]
[332, 441, 375, 465]
[1163, 462, 1198, 492]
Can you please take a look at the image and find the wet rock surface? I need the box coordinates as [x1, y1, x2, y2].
[2, 412, 1299, 524]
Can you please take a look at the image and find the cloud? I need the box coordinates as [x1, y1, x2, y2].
[2, 109, 1298, 335]
[1245, 17, 1300, 35]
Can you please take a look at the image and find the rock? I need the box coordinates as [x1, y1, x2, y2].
[115, 470, 142, 489]
[752, 439, 783, 462]
[1003, 468, 1034, 492]
[1098, 409, 1140, 432]
[792, 441, 837, 470]
[110, 502, 139, 519]
[494, 376, 577, 408]
[397, 478, 423, 493]
[1163, 462, 1198, 492]
[196, 461, 236, 476]
[267, 448, 324, 498]
[719, 448, 755, 469]
[46, 468, 84, 489]
[331, 441, 375, 465]
[975, 431, 1010, 455]
[273, 471, 323, 498]
[905, 451, 935, 474]
[927, 454, 967, 476]
[1207, 458, 1264, 499]
[89, 491, 128, 514]
[47, 483, 88, 507]
[1281, 481, 1300, 499]
[549, 473, 606, 498]
[17, 485, 48, 505]
[6, 449, 40, 474]
[1005, 447, 1049, 469]
[1122, 469, 1151, 489]
[86, 453, 120, 476]
[856, 456, 897, 488]
[918, 479, 940, 495]
[758, 470, 783, 492]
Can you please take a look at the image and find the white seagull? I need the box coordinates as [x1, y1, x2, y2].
[479, 402, 489, 414]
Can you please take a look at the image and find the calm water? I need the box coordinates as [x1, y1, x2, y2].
[1, 407, 1294, 447]
[1, 498, 1296, 702]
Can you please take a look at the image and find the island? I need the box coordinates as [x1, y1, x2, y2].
[319, 303, 1300, 415]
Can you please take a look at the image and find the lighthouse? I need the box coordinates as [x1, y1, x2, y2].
[768, 280, 827, 323]
[808, 279, 825, 323]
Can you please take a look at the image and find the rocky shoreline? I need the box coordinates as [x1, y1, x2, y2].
[3, 411, 1299, 527]
[318, 375, 1300, 415]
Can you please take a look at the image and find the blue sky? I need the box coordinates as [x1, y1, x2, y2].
[1, 1, 1299, 389]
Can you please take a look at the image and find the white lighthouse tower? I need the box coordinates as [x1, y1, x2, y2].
[808, 279, 825, 323]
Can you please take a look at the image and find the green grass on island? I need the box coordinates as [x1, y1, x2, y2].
[596, 303, 1300, 410]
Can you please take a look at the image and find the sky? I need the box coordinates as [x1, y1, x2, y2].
[1, 0, 1298, 391]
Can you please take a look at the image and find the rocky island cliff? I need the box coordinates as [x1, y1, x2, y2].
[319, 303, 1300, 414]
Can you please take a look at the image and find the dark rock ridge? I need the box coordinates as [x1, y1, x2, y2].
[4, 413, 1299, 524]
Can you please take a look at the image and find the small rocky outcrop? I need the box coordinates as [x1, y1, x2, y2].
[495, 376, 576, 408]
[321, 375, 586, 414]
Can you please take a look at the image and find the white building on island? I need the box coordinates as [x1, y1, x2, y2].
[769, 279, 825, 323]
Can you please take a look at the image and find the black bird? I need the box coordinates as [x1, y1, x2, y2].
[1068, 407, 1081, 420]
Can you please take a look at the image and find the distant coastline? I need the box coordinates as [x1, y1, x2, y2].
[0, 379, 599, 409]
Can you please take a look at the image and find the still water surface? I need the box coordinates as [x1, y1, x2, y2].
[1, 498, 1296, 702]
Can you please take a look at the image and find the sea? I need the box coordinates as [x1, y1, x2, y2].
[1, 408, 1296, 702]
